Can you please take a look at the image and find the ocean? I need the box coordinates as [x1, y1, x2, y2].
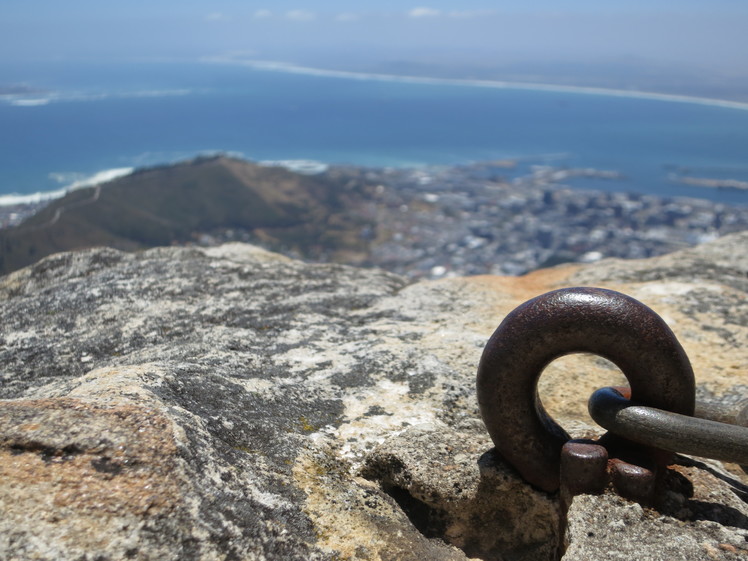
[1, 59, 748, 206]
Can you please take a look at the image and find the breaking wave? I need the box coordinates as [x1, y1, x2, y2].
[0, 167, 134, 206]
[2, 88, 192, 107]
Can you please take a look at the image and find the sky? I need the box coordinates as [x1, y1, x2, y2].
[2, 1, 748, 71]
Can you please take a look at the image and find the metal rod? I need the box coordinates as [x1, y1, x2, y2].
[589, 387, 748, 466]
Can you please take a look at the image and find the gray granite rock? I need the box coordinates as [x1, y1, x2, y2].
[564, 489, 748, 560]
[0, 235, 747, 560]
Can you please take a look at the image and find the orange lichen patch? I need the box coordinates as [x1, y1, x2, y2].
[0, 398, 182, 517]
[466, 264, 580, 305]
[453, 265, 583, 336]
[293, 449, 464, 561]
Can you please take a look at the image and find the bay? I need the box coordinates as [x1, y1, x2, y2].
[1, 60, 747, 205]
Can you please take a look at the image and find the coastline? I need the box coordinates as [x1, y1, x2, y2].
[202, 56, 748, 112]
[3, 60, 748, 206]
[0, 158, 335, 207]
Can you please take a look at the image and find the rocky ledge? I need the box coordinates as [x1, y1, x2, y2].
[1, 233, 747, 560]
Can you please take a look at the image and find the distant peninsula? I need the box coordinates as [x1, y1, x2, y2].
[205, 57, 748, 108]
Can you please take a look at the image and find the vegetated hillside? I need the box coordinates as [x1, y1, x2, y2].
[0, 156, 374, 275]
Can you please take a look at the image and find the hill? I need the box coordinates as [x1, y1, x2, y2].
[0, 156, 374, 275]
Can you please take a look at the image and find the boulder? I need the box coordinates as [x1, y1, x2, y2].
[1, 233, 747, 560]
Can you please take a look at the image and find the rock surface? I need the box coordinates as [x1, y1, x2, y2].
[0, 233, 747, 560]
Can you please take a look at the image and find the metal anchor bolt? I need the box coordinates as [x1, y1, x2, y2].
[476, 287, 696, 493]
[559, 441, 608, 501]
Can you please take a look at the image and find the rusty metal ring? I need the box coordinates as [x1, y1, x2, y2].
[476, 287, 695, 492]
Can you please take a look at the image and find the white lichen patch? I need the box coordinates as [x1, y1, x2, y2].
[236, 377, 275, 394]
[107, 300, 183, 340]
[2, 328, 39, 346]
[202, 243, 292, 264]
[332, 380, 438, 465]
[280, 346, 344, 376]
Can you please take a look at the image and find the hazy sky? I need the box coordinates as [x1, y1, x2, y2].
[2, 1, 747, 70]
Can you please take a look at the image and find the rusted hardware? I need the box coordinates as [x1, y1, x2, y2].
[589, 386, 748, 465]
[557, 438, 659, 504]
[559, 441, 608, 500]
[608, 459, 656, 504]
[476, 287, 695, 493]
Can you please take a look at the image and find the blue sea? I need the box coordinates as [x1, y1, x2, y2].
[1, 60, 748, 205]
